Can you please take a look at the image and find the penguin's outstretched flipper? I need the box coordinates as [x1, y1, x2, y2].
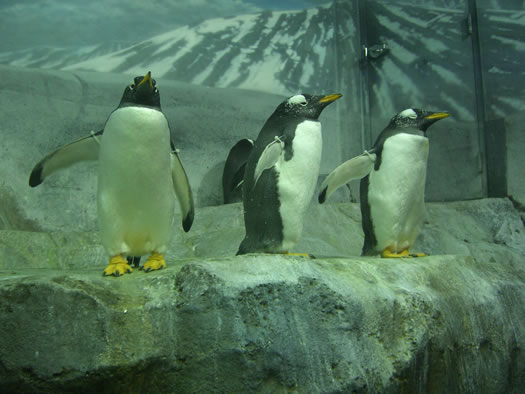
[29, 130, 103, 187]
[171, 149, 195, 232]
[253, 135, 285, 188]
[318, 150, 377, 203]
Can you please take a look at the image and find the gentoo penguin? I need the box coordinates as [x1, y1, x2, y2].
[29, 72, 194, 276]
[319, 108, 449, 258]
[237, 93, 342, 255]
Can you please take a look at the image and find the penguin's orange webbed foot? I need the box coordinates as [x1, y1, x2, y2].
[381, 249, 428, 258]
[103, 255, 133, 277]
[408, 252, 428, 258]
[381, 249, 409, 258]
[141, 252, 167, 273]
[284, 252, 315, 259]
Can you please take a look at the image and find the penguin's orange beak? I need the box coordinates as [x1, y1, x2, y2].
[424, 112, 449, 120]
[319, 93, 343, 104]
[137, 71, 154, 89]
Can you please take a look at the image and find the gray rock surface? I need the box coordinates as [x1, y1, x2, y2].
[1, 198, 524, 392]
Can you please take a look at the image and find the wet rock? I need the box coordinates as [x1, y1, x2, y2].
[0, 199, 524, 392]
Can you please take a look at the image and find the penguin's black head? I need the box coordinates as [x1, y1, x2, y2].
[389, 108, 450, 133]
[274, 93, 342, 120]
[118, 71, 161, 110]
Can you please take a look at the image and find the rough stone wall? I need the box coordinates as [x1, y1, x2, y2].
[0, 199, 524, 392]
[1, 254, 524, 393]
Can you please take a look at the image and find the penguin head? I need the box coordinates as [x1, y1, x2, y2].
[273, 93, 342, 120]
[389, 108, 450, 133]
[118, 71, 161, 110]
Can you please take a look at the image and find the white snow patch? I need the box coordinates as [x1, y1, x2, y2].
[488, 66, 510, 74]
[430, 63, 464, 86]
[235, 54, 287, 95]
[389, 42, 417, 64]
[151, 27, 194, 55]
[192, 47, 230, 85]
[491, 35, 525, 51]
[490, 12, 525, 25]
[63, 51, 131, 72]
[230, 14, 260, 43]
[424, 37, 448, 53]
[299, 59, 314, 87]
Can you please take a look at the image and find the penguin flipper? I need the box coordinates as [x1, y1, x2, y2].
[29, 130, 103, 187]
[319, 151, 377, 203]
[231, 162, 247, 192]
[253, 136, 285, 187]
[170, 150, 195, 232]
[223, 138, 254, 203]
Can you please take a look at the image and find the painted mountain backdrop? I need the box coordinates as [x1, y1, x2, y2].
[1, 1, 522, 117]
[0, 5, 339, 96]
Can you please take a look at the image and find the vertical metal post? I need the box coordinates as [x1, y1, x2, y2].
[485, 118, 508, 196]
[468, 0, 506, 197]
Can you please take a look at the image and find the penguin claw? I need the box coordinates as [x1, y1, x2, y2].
[103, 255, 133, 277]
[141, 252, 167, 273]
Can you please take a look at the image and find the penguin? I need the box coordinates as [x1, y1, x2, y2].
[222, 138, 254, 204]
[319, 108, 449, 258]
[237, 93, 342, 255]
[29, 72, 194, 276]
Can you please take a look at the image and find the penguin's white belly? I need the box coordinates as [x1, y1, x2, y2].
[97, 107, 175, 256]
[368, 133, 429, 253]
[276, 120, 322, 251]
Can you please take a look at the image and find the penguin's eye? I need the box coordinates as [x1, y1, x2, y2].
[129, 84, 135, 90]
[299, 101, 307, 107]
[154, 88, 159, 94]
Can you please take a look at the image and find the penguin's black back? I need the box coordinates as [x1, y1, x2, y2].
[237, 167, 284, 254]
[236, 114, 305, 255]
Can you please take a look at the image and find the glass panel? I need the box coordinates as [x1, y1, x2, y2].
[477, 0, 525, 203]
[362, 0, 484, 201]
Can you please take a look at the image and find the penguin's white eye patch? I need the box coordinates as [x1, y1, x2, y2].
[288, 95, 307, 106]
[399, 109, 417, 119]
[129, 84, 135, 90]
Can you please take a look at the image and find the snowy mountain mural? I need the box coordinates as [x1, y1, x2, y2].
[1, 1, 522, 118]
[0, 41, 131, 71]
[1, 5, 339, 96]
[64, 6, 338, 96]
